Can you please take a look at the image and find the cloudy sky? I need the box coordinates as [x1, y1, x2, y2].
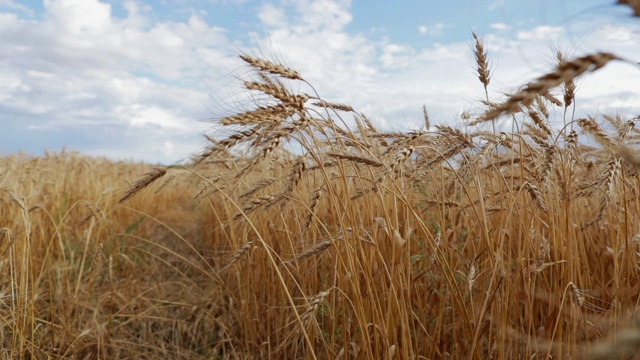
[2, 0, 639, 164]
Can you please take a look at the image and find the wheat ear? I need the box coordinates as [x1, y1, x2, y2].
[472, 52, 619, 125]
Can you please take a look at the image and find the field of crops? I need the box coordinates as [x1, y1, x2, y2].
[2, 4, 640, 358]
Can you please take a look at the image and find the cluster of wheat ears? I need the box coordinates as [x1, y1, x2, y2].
[1, 2, 640, 359]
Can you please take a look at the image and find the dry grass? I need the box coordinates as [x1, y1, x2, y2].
[0, 152, 227, 358]
[3, 8, 640, 359]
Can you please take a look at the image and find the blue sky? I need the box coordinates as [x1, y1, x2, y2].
[1, 0, 639, 163]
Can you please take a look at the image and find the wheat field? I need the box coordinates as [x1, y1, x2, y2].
[2, 4, 640, 359]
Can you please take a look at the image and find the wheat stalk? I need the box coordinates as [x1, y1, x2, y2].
[300, 289, 331, 323]
[472, 32, 491, 89]
[220, 105, 295, 126]
[557, 52, 577, 108]
[239, 54, 303, 80]
[578, 117, 613, 147]
[312, 100, 353, 112]
[244, 80, 309, 110]
[472, 52, 620, 125]
[239, 177, 277, 199]
[289, 240, 334, 263]
[302, 186, 323, 233]
[327, 152, 384, 167]
[522, 182, 549, 213]
[617, 0, 640, 16]
[221, 240, 256, 272]
[423, 104, 431, 130]
[119, 167, 167, 204]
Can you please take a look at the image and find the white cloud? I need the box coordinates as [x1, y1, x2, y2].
[490, 22, 510, 31]
[516, 25, 563, 40]
[418, 23, 446, 36]
[258, 3, 286, 28]
[1, 0, 639, 163]
[0, 0, 234, 163]
[380, 43, 414, 68]
[247, 0, 379, 97]
[44, 0, 112, 35]
[598, 24, 636, 44]
[303, 0, 352, 31]
[125, 105, 191, 129]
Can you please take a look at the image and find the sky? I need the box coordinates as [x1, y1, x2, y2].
[1, 0, 639, 164]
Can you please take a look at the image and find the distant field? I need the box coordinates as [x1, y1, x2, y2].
[3, 17, 640, 359]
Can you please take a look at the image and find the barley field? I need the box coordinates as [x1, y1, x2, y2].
[2, 4, 640, 359]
